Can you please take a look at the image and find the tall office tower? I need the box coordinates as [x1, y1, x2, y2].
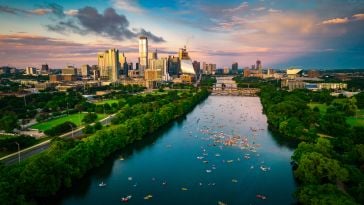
[232, 62, 238, 74]
[119, 52, 128, 76]
[128, 62, 133, 70]
[97, 48, 120, 82]
[256, 60, 262, 73]
[202, 62, 207, 74]
[167, 56, 180, 77]
[148, 49, 158, 70]
[192, 61, 201, 76]
[41, 64, 49, 72]
[25, 67, 37, 75]
[139, 36, 148, 73]
[81, 64, 91, 77]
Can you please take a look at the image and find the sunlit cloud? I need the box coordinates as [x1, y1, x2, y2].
[64, 9, 79, 16]
[222, 1, 249, 13]
[352, 13, 364, 21]
[322, 17, 349, 25]
[112, 0, 144, 13]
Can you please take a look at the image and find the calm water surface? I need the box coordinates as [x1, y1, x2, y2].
[47, 96, 296, 205]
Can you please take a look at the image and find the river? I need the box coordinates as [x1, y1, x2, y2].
[46, 80, 296, 205]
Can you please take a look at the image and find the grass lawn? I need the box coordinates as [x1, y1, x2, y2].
[31, 113, 108, 131]
[95, 99, 120, 105]
[308, 102, 328, 114]
[347, 109, 364, 127]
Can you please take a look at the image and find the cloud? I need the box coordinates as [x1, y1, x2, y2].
[0, 5, 27, 14]
[0, 33, 139, 67]
[64, 9, 78, 16]
[268, 8, 282, 13]
[0, 3, 64, 17]
[321, 13, 364, 25]
[29, 8, 52, 15]
[322, 17, 349, 25]
[47, 7, 165, 42]
[352, 13, 364, 21]
[45, 3, 65, 18]
[252, 7, 266, 11]
[112, 0, 144, 13]
[222, 1, 248, 13]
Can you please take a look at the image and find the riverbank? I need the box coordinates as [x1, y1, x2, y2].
[259, 85, 363, 205]
[0, 89, 209, 205]
[43, 95, 296, 205]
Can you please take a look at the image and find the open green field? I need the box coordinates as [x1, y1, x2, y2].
[95, 99, 120, 105]
[308, 102, 364, 127]
[31, 113, 108, 131]
[347, 109, 364, 127]
[308, 102, 328, 114]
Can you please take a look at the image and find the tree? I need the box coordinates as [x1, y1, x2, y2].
[354, 92, 364, 109]
[82, 112, 98, 124]
[297, 184, 356, 205]
[0, 112, 18, 132]
[83, 124, 95, 134]
[294, 152, 348, 184]
[94, 122, 102, 130]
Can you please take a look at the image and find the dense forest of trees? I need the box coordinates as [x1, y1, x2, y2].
[0, 88, 209, 205]
[259, 85, 364, 204]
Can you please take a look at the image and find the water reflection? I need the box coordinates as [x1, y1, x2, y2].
[46, 96, 297, 205]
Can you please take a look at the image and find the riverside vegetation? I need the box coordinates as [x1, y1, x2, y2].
[0, 88, 209, 205]
[259, 84, 364, 205]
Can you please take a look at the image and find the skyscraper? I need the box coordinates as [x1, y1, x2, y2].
[119, 52, 128, 76]
[139, 36, 148, 74]
[256, 60, 262, 74]
[232, 62, 238, 74]
[98, 48, 120, 82]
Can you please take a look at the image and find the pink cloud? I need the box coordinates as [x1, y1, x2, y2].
[352, 13, 364, 21]
[321, 17, 349, 25]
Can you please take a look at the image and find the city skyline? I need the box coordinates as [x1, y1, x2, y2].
[0, 0, 364, 69]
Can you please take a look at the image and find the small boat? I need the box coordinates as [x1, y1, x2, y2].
[227, 160, 234, 163]
[218, 201, 227, 205]
[256, 194, 267, 200]
[197, 156, 204, 160]
[206, 169, 212, 173]
[181, 187, 188, 191]
[121, 195, 132, 202]
[231, 179, 238, 183]
[260, 165, 270, 172]
[98, 181, 107, 187]
[144, 194, 153, 200]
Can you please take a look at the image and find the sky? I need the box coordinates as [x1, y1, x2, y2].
[0, 0, 364, 69]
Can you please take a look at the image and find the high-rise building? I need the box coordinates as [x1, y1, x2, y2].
[167, 56, 180, 77]
[119, 52, 128, 76]
[81, 64, 91, 77]
[244, 67, 251, 77]
[25, 67, 37, 75]
[256, 60, 262, 73]
[98, 48, 120, 82]
[41, 64, 49, 72]
[232, 62, 238, 74]
[192, 61, 200, 76]
[62, 65, 77, 75]
[178, 46, 195, 75]
[128, 62, 133, 71]
[139, 36, 148, 73]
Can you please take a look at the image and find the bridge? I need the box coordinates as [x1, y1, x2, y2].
[211, 87, 260, 96]
[211, 76, 260, 96]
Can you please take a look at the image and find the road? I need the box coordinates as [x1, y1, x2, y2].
[0, 113, 116, 165]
